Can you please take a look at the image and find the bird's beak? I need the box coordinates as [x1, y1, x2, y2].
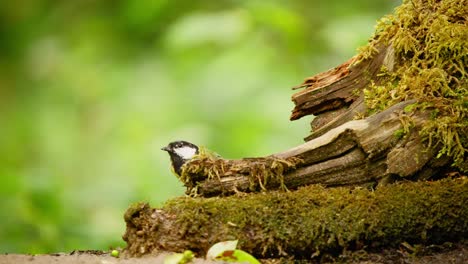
[161, 146, 169, 152]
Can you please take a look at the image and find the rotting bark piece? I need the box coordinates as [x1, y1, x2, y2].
[290, 44, 392, 139]
[386, 132, 438, 177]
[305, 97, 367, 141]
[122, 178, 468, 259]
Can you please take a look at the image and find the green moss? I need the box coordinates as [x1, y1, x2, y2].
[394, 128, 405, 139]
[124, 177, 468, 258]
[123, 202, 148, 222]
[358, 0, 467, 169]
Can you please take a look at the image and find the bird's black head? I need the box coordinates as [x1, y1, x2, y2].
[161, 140, 199, 175]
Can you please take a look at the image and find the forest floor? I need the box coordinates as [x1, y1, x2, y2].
[0, 241, 466, 264]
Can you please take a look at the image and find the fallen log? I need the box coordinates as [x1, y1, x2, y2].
[123, 178, 468, 258]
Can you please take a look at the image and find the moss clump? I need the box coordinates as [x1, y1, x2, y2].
[359, 0, 467, 169]
[123, 177, 468, 259]
[179, 147, 302, 196]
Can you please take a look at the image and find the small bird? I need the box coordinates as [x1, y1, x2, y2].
[161, 140, 199, 176]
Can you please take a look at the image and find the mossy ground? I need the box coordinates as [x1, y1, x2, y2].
[358, 0, 467, 169]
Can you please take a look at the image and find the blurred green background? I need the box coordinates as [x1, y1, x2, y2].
[0, 0, 399, 254]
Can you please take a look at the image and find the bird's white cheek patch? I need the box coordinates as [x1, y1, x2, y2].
[174, 146, 197, 160]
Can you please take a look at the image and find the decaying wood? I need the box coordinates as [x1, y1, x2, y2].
[291, 44, 393, 140]
[190, 99, 449, 197]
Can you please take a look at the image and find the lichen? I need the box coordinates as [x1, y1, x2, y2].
[358, 0, 467, 169]
[179, 147, 303, 196]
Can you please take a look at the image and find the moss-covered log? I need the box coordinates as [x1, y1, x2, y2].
[123, 178, 468, 259]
